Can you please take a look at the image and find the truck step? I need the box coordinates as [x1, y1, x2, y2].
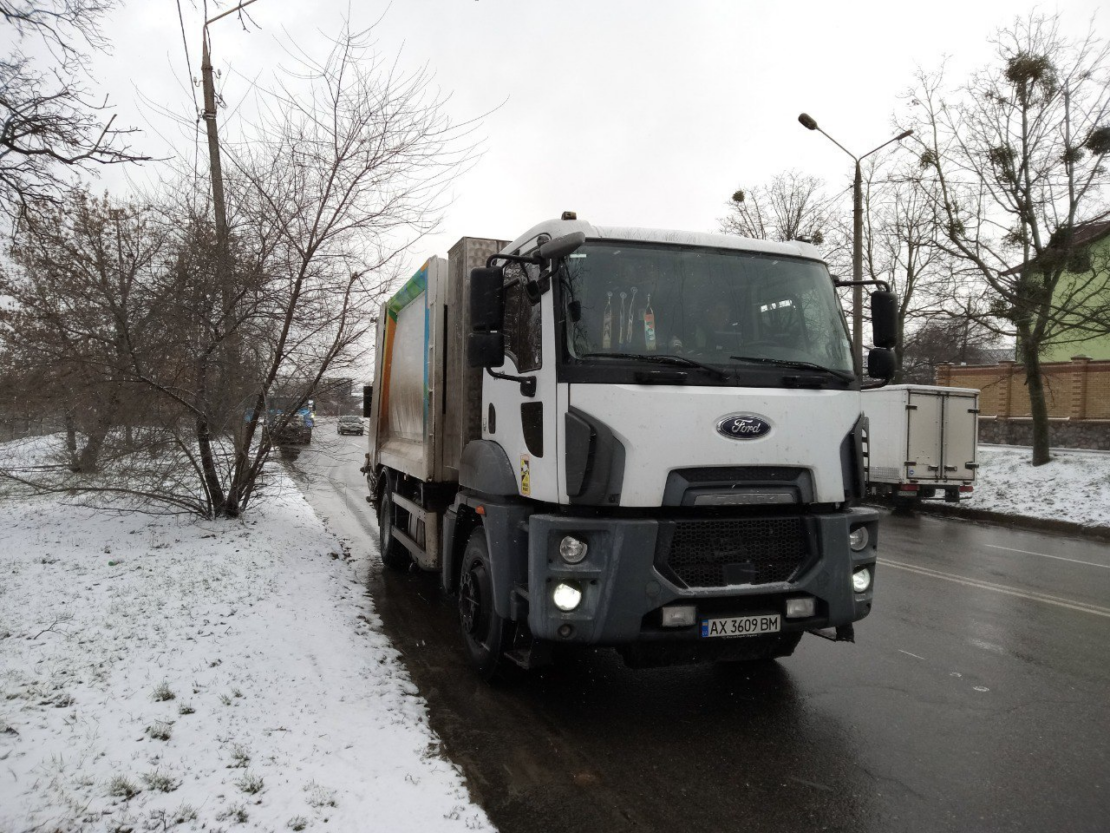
[806, 624, 855, 643]
[391, 528, 426, 560]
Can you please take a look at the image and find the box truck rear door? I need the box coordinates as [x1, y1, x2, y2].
[907, 390, 943, 481]
[943, 392, 978, 482]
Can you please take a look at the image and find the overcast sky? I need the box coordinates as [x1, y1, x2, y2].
[78, 0, 1103, 271]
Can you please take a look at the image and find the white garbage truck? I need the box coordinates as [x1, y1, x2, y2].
[363, 215, 897, 678]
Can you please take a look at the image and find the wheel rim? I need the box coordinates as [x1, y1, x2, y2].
[459, 567, 480, 635]
[459, 562, 491, 639]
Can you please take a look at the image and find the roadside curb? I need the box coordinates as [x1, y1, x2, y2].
[886, 501, 1110, 543]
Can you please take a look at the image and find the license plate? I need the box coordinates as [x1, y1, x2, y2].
[701, 614, 781, 639]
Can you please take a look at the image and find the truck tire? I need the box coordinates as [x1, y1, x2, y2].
[378, 487, 412, 572]
[457, 527, 512, 680]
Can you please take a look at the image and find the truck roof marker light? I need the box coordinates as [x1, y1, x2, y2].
[475, 505, 486, 516]
[561, 211, 577, 220]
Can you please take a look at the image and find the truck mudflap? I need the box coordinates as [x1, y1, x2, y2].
[525, 508, 879, 646]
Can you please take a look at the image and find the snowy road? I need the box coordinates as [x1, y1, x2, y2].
[300, 433, 1110, 833]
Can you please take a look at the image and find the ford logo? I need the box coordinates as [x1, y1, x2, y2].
[716, 414, 772, 440]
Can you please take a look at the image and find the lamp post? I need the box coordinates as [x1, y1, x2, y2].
[798, 113, 912, 369]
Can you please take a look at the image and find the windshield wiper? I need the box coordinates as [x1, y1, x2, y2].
[728, 355, 856, 384]
[579, 352, 729, 380]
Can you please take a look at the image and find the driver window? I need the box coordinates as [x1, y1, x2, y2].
[503, 264, 542, 372]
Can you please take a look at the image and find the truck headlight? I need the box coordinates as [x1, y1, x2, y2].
[852, 568, 872, 593]
[849, 526, 870, 552]
[552, 581, 583, 611]
[559, 535, 588, 564]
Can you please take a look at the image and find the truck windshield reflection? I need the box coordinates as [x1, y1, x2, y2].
[562, 242, 852, 375]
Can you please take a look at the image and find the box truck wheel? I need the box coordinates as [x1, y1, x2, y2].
[378, 487, 412, 572]
[458, 528, 512, 680]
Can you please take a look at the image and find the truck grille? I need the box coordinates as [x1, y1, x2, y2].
[657, 517, 810, 588]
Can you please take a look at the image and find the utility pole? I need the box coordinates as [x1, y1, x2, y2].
[200, 1, 263, 265]
[196, 1, 261, 516]
[200, 32, 229, 259]
[852, 159, 863, 365]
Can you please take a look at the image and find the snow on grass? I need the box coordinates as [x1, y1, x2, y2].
[0, 449, 493, 832]
[965, 445, 1110, 529]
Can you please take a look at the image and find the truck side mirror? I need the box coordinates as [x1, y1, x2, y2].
[867, 347, 896, 380]
[468, 332, 505, 368]
[470, 266, 505, 330]
[362, 384, 373, 418]
[870, 290, 897, 349]
[469, 266, 506, 368]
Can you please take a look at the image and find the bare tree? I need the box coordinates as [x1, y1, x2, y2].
[853, 158, 962, 379]
[910, 13, 1110, 464]
[1, 0, 147, 220]
[188, 21, 475, 518]
[2, 21, 475, 518]
[719, 170, 835, 245]
[1, 191, 167, 473]
[901, 316, 1001, 384]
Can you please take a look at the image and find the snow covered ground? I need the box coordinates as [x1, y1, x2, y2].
[960, 444, 1110, 529]
[0, 437, 493, 833]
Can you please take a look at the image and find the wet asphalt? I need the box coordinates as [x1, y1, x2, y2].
[297, 432, 1110, 833]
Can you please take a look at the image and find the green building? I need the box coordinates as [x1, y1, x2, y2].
[1038, 220, 1110, 363]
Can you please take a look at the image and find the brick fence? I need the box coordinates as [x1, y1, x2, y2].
[935, 356, 1110, 450]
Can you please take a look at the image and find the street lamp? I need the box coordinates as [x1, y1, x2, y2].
[798, 113, 912, 370]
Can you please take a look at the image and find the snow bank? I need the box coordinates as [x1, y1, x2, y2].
[965, 445, 1110, 529]
[0, 463, 493, 832]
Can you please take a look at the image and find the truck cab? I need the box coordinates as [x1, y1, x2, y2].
[367, 217, 895, 677]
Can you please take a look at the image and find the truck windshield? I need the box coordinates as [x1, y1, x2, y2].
[561, 241, 853, 376]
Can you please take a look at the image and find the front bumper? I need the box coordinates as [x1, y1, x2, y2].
[526, 508, 879, 644]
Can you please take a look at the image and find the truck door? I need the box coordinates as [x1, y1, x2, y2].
[942, 393, 978, 482]
[483, 264, 559, 502]
[906, 390, 943, 482]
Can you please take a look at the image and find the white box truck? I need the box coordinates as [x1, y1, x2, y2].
[862, 384, 978, 505]
[363, 216, 897, 678]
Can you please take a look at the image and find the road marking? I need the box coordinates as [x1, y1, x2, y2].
[898, 650, 925, 660]
[880, 558, 1110, 620]
[983, 544, 1110, 570]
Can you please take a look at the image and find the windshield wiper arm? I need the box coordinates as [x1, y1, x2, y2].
[579, 352, 729, 380]
[728, 355, 856, 384]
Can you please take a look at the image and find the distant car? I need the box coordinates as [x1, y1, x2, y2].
[337, 416, 365, 436]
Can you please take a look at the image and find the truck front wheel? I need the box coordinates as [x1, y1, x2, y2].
[378, 487, 412, 572]
[458, 528, 512, 680]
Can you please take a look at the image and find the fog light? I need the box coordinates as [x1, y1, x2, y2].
[849, 526, 870, 552]
[559, 535, 588, 564]
[552, 581, 583, 611]
[785, 597, 816, 619]
[852, 568, 872, 593]
[661, 605, 697, 627]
